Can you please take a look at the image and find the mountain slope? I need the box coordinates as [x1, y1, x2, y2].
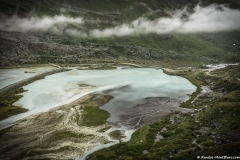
[0, 0, 239, 67]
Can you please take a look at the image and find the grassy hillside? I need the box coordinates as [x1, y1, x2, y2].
[0, 0, 240, 67]
[87, 65, 240, 160]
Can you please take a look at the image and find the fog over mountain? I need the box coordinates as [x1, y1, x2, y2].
[0, 15, 83, 33]
[89, 4, 240, 37]
[1, 4, 240, 38]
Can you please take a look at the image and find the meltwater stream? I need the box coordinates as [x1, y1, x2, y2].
[0, 68, 196, 158]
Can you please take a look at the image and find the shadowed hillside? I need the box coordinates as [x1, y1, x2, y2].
[0, 0, 239, 67]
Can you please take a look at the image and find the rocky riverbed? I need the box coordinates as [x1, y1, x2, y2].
[0, 94, 116, 160]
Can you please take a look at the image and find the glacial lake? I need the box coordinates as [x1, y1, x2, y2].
[0, 68, 196, 130]
[0, 66, 56, 90]
[0, 69, 37, 90]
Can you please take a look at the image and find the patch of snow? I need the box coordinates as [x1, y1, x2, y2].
[206, 63, 239, 71]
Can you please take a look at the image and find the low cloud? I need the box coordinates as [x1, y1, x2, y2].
[0, 4, 240, 37]
[0, 15, 83, 33]
[65, 28, 88, 38]
[179, 4, 240, 33]
[90, 4, 240, 37]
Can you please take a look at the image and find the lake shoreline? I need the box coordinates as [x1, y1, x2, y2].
[0, 66, 197, 160]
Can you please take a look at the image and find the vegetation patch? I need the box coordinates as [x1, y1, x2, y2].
[97, 126, 111, 133]
[80, 94, 113, 127]
[0, 69, 66, 121]
[108, 130, 125, 140]
[0, 87, 28, 121]
[87, 65, 240, 159]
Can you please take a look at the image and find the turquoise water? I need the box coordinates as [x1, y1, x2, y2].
[0, 69, 37, 90]
[0, 68, 196, 130]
